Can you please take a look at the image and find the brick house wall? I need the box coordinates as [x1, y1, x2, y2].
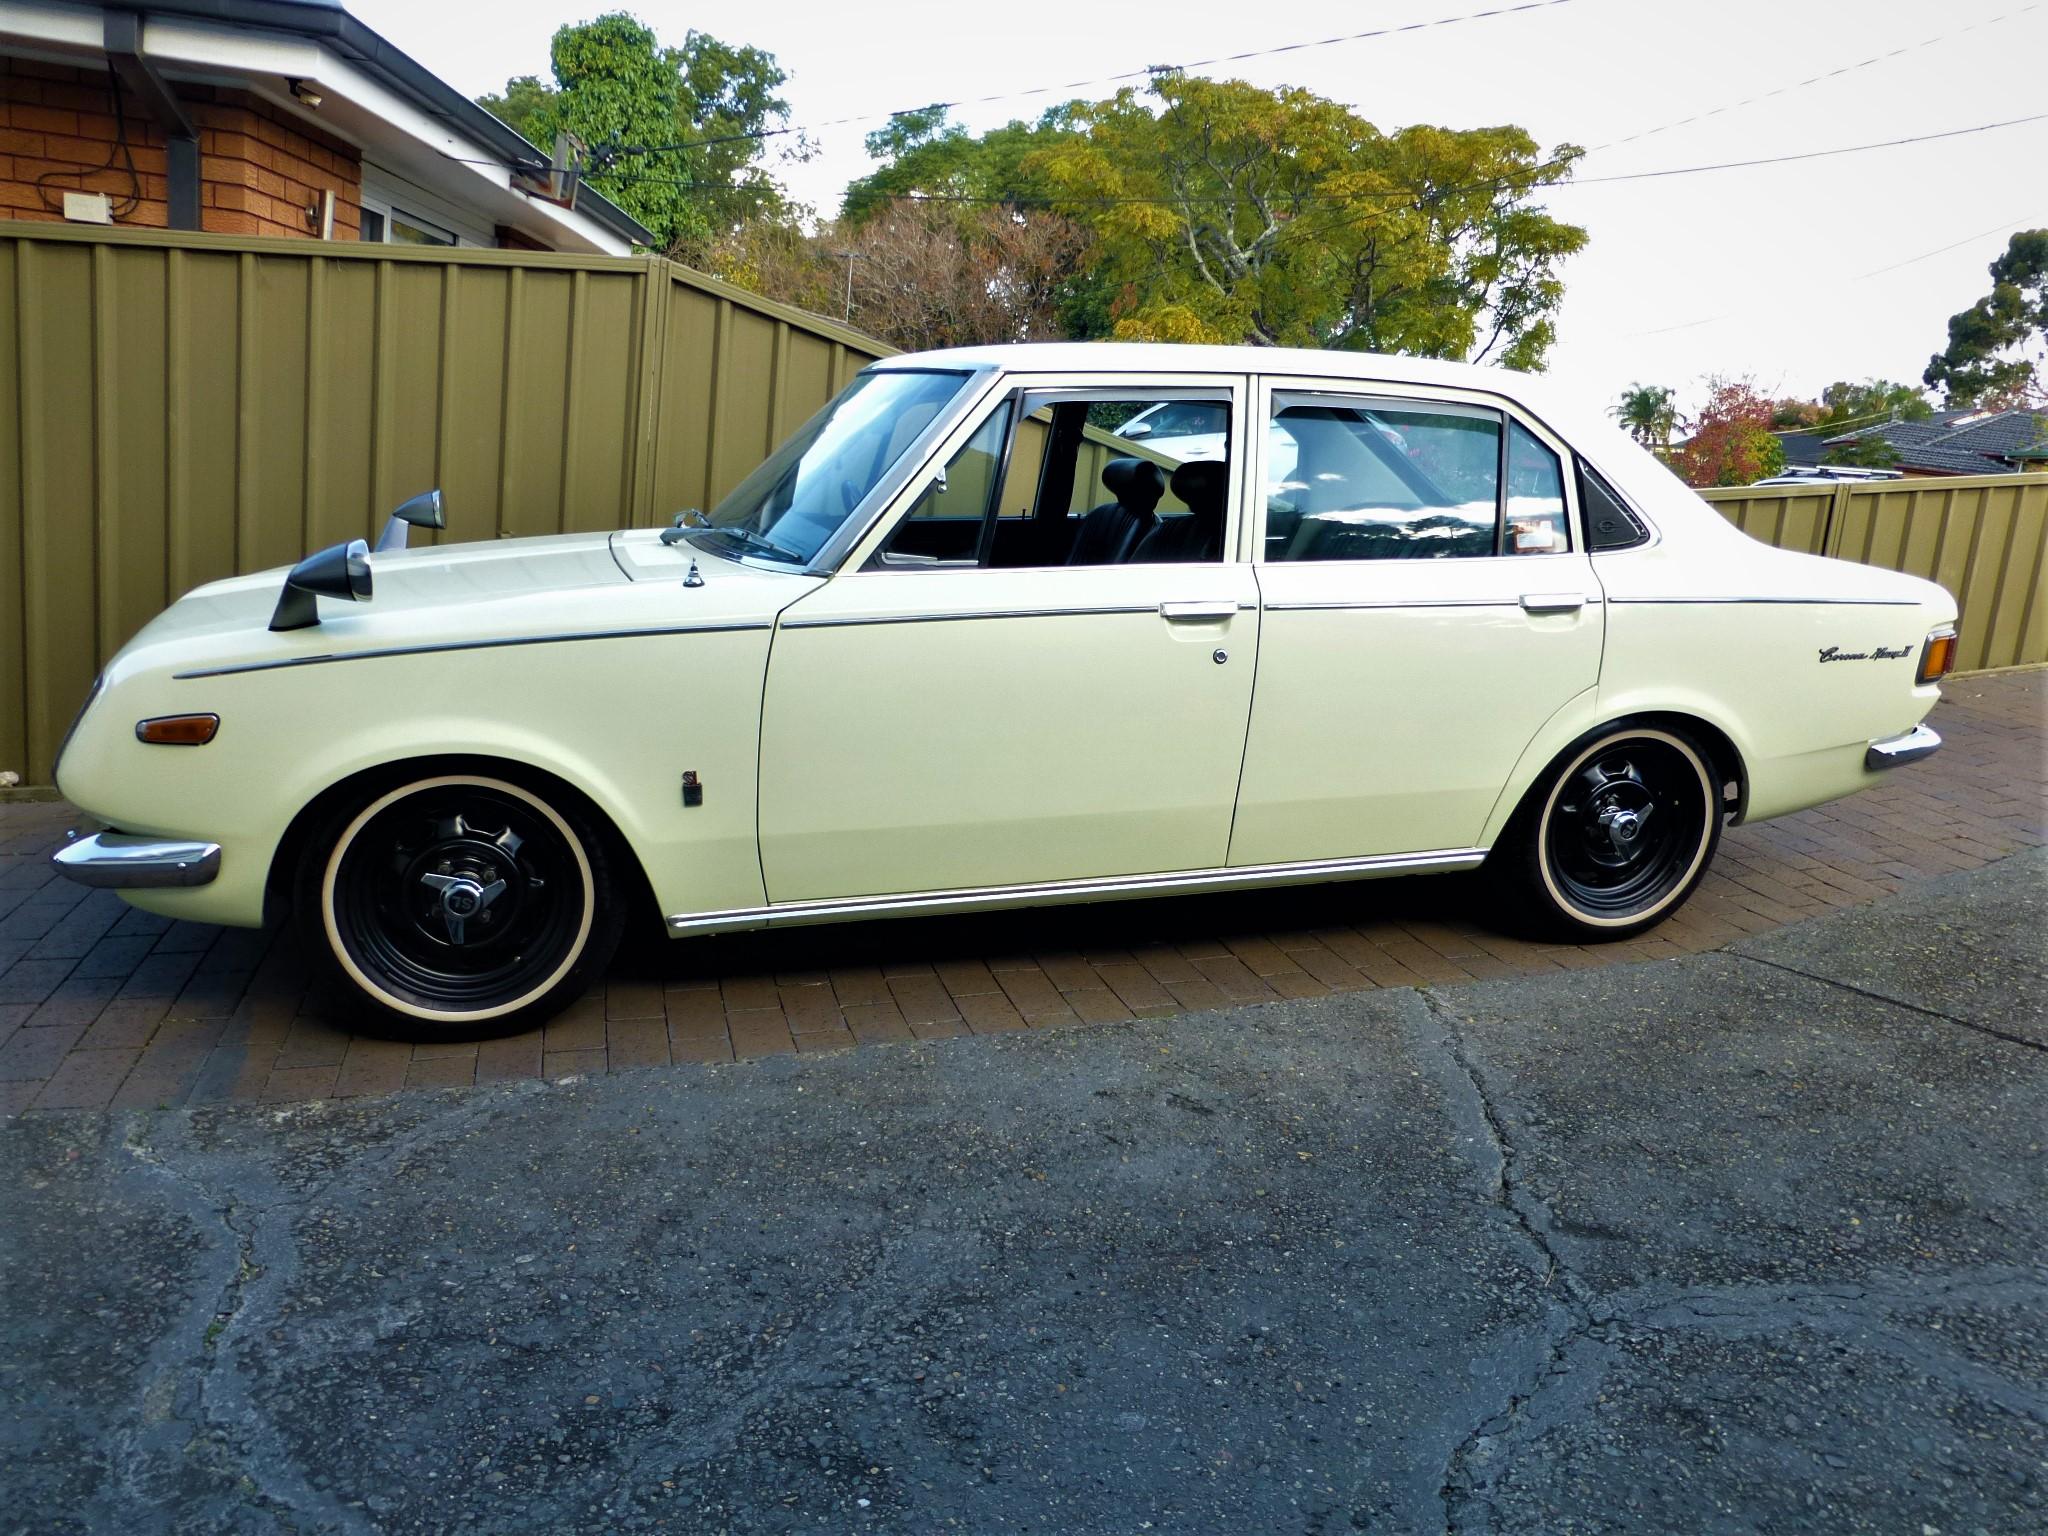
[1, 57, 362, 240]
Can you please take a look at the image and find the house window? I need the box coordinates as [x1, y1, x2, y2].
[359, 204, 455, 246]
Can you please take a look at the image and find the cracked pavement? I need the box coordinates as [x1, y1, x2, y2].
[3, 849, 2044, 1534]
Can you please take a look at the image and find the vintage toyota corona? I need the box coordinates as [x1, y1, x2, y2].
[52, 345, 1957, 1036]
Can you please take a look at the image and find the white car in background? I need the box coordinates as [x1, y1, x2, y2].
[52, 344, 1957, 1039]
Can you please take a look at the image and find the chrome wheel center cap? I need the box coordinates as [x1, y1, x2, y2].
[1599, 805, 1643, 849]
[441, 880, 484, 918]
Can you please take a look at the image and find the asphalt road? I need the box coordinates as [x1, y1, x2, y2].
[4, 851, 2044, 1535]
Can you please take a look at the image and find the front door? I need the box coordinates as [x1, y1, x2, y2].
[1229, 379, 1605, 865]
[757, 375, 1260, 904]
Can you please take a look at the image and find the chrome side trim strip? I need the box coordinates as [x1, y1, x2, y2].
[1865, 723, 1942, 770]
[52, 832, 221, 889]
[668, 847, 1487, 935]
[780, 604, 1161, 630]
[1263, 598, 1543, 612]
[1606, 596, 1920, 607]
[174, 622, 775, 679]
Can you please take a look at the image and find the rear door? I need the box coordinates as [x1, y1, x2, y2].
[757, 372, 1262, 904]
[1229, 376, 1604, 865]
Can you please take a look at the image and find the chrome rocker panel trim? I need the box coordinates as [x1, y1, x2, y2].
[1864, 723, 1942, 771]
[669, 847, 1487, 936]
[51, 831, 222, 889]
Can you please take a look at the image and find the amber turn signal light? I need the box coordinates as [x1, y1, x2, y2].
[135, 713, 220, 746]
[1916, 627, 1957, 686]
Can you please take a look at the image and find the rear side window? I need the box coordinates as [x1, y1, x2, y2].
[1576, 459, 1651, 551]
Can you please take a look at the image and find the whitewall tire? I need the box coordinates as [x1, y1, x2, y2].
[293, 771, 624, 1039]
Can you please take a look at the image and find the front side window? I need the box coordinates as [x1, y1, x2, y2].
[697, 368, 973, 566]
[1265, 396, 1500, 561]
[874, 390, 1234, 569]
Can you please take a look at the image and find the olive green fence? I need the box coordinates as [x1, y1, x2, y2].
[0, 222, 890, 783]
[1701, 473, 2048, 674]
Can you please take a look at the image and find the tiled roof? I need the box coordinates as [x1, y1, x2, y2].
[1893, 443, 2023, 476]
[1820, 406, 2048, 476]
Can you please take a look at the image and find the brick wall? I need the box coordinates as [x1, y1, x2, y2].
[1, 57, 361, 239]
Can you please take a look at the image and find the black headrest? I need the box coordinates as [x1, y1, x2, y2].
[1101, 456, 1166, 515]
[1171, 458, 1228, 520]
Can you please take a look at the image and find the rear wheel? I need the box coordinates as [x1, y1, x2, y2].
[294, 772, 623, 1039]
[1498, 724, 1721, 941]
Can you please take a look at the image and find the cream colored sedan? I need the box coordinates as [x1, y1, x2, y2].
[51, 345, 1958, 1037]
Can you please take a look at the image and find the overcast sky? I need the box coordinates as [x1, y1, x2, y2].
[351, 0, 2048, 418]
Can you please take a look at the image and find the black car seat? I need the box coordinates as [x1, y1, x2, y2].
[1067, 457, 1166, 565]
[1131, 459, 1228, 563]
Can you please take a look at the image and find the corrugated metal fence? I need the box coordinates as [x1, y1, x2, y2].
[0, 223, 889, 783]
[1701, 473, 2048, 673]
[3, 222, 2043, 785]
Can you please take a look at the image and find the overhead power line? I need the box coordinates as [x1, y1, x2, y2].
[1588, 3, 2040, 153]
[1626, 214, 2043, 339]
[593, 112, 2048, 207]
[580, 0, 1581, 164]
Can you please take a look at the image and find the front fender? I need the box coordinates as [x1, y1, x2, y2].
[57, 629, 773, 928]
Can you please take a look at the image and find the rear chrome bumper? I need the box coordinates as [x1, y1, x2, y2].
[1865, 723, 1942, 771]
[51, 831, 222, 889]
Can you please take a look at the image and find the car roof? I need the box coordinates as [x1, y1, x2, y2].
[874, 342, 1545, 396]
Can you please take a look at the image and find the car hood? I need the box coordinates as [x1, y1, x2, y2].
[110, 529, 818, 682]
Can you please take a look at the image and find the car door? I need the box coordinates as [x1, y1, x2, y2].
[757, 373, 1261, 905]
[1229, 376, 1604, 866]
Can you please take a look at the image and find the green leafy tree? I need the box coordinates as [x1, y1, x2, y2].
[477, 13, 797, 251]
[1817, 378, 1932, 426]
[1670, 378, 1785, 488]
[1822, 434, 1899, 470]
[1925, 229, 2048, 408]
[1022, 75, 1586, 365]
[1613, 383, 1679, 450]
[477, 74, 555, 142]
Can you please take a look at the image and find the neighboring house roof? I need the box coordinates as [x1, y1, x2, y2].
[1778, 430, 1829, 467]
[1, 0, 654, 252]
[1821, 406, 2048, 477]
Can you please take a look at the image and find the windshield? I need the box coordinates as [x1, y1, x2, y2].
[696, 369, 973, 565]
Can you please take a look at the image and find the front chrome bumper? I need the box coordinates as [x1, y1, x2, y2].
[1865, 723, 1942, 771]
[51, 831, 222, 889]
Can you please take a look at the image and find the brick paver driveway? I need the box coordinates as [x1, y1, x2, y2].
[4, 670, 2042, 1114]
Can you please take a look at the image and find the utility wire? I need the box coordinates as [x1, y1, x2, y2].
[591, 112, 2048, 207]
[586, 0, 1580, 164]
[1587, 3, 2039, 153]
[1625, 214, 2042, 340]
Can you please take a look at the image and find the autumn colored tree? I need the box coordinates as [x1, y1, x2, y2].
[696, 203, 1093, 351]
[1669, 379, 1786, 488]
[1925, 230, 2047, 408]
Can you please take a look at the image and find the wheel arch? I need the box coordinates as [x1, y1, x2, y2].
[1482, 701, 1751, 850]
[262, 753, 663, 942]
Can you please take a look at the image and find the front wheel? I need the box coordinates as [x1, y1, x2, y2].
[1495, 724, 1723, 942]
[294, 771, 623, 1039]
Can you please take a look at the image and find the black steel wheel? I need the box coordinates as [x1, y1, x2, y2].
[1498, 724, 1722, 940]
[296, 771, 623, 1038]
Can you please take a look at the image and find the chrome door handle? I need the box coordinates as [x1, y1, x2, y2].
[1160, 600, 1240, 622]
[1520, 593, 1585, 614]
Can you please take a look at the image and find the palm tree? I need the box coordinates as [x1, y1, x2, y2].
[1613, 383, 1679, 453]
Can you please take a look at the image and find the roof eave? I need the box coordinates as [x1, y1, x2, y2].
[107, 0, 657, 248]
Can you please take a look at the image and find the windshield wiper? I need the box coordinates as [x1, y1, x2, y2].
[711, 525, 807, 565]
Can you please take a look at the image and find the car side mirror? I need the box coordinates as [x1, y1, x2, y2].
[269, 538, 373, 631]
[375, 488, 445, 551]
[1121, 421, 1153, 438]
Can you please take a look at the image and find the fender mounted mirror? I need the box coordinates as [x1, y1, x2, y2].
[269, 538, 373, 632]
[375, 488, 445, 551]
